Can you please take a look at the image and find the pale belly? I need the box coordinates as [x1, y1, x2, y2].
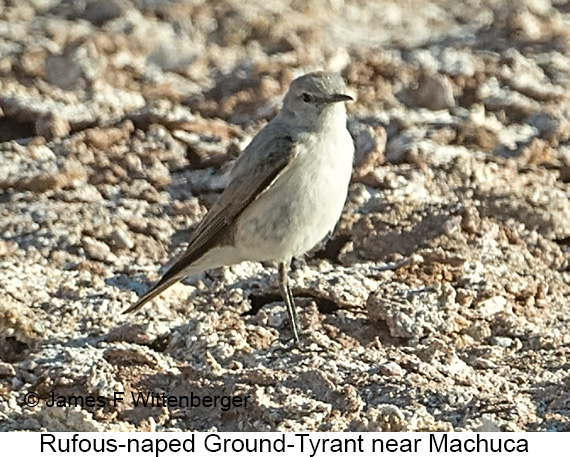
[235, 128, 354, 262]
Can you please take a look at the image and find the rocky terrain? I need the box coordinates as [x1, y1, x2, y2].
[0, 0, 569, 432]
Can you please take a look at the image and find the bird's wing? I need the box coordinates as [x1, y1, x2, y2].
[184, 132, 297, 260]
[123, 130, 298, 313]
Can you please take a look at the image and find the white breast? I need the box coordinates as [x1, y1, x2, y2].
[236, 106, 354, 262]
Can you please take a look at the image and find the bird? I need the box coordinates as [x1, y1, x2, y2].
[123, 71, 354, 344]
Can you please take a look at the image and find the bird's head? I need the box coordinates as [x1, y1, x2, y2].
[281, 71, 352, 128]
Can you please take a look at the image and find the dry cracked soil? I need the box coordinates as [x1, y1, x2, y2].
[0, 0, 569, 432]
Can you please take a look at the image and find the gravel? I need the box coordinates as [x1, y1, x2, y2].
[0, 0, 569, 432]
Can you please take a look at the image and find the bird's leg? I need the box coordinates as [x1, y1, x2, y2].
[278, 261, 300, 344]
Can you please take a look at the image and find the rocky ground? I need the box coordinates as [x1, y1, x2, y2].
[0, 0, 569, 432]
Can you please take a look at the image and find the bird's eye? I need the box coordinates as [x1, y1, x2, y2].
[301, 92, 313, 103]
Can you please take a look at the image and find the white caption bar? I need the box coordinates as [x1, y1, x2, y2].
[0, 431, 559, 456]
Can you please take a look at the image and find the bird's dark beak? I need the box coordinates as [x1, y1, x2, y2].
[327, 93, 353, 103]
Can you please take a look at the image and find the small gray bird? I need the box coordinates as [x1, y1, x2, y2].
[124, 71, 354, 343]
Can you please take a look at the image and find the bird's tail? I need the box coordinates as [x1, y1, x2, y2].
[122, 274, 183, 314]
